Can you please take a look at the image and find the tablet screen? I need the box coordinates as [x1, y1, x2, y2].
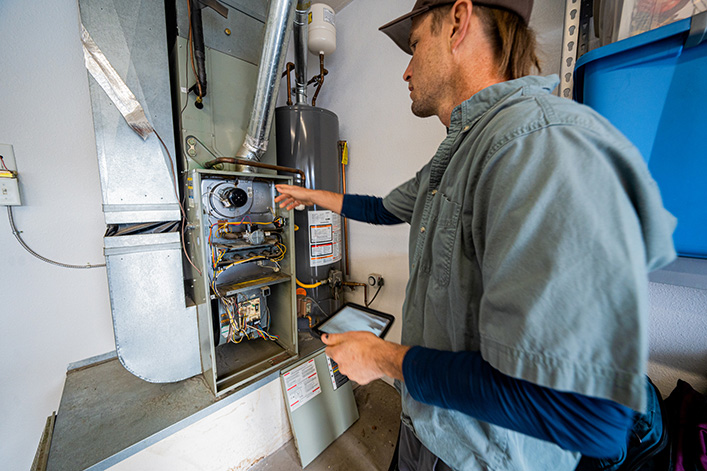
[315, 304, 392, 337]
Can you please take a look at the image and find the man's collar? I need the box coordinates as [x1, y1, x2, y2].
[448, 75, 560, 132]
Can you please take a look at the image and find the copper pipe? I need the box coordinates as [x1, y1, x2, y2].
[343, 281, 368, 307]
[282, 62, 295, 106]
[310, 53, 328, 107]
[204, 157, 305, 185]
[339, 141, 350, 276]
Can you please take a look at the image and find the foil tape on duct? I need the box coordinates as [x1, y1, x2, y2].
[81, 23, 153, 140]
[80, 1, 180, 224]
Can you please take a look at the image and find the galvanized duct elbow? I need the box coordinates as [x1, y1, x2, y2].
[236, 0, 297, 162]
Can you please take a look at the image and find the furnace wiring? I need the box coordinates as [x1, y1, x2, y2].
[154, 129, 203, 276]
[219, 288, 279, 343]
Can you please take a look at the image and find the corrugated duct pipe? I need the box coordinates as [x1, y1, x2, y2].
[235, 0, 297, 162]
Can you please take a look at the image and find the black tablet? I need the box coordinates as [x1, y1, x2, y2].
[312, 303, 395, 339]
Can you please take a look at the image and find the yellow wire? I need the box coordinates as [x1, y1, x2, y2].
[297, 278, 324, 289]
[272, 243, 286, 262]
[217, 255, 267, 274]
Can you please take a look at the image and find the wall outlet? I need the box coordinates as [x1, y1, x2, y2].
[367, 273, 384, 287]
[0, 144, 21, 206]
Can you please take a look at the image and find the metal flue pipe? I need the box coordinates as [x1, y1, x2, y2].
[293, 1, 311, 104]
[236, 0, 297, 162]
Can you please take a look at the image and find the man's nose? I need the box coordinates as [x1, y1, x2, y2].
[403, 60, 412, 82]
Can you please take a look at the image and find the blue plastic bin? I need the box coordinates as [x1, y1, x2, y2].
[575, 13, 707, 259]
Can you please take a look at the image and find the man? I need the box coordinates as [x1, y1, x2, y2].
[276, 1, 677, 470]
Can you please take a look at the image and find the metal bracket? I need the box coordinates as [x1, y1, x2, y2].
[577, 0, 594, 59]
[199, 0, 229, 18]
[560, 0, 582, 98]
[685, 10, 707, 48]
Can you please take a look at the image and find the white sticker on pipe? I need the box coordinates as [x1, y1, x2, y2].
[323, 8, 335, 27]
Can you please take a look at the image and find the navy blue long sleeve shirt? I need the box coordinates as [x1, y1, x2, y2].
[341, 194, 403, 224]
[341, 193, 634, 458]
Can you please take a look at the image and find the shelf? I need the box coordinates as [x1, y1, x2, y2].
[212, 272, 292, 298]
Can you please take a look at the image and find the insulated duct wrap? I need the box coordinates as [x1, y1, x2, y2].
[236, 0, 297, 161]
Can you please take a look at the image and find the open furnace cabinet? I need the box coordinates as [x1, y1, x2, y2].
[184, 169, 298, 395]
[167, 22, 302, 396]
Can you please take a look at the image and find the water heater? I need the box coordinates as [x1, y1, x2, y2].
[276, 104, 343, 322]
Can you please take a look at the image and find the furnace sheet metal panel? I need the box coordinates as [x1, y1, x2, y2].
[281, 348, 359, 468]
[80, 0, 181, 224]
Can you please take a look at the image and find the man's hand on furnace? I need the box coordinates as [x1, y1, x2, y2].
[274, 184, 315, 210]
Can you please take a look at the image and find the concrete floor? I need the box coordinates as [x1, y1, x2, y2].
[251, 380, 401, 471]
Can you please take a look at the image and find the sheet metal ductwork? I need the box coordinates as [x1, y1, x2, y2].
[79, 0, 201, 383]
[293, 2, 310, 104]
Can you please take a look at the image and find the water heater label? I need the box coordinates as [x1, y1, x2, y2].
[308, 210, 342, 267]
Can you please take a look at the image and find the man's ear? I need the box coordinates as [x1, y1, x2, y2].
[449, 0, 473, 51]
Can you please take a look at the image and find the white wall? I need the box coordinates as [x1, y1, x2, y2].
[315, 1, 445, 347]
[0, 1, 115, 468]
[648, 283, 707, 394]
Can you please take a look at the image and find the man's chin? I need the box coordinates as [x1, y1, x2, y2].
[411, 104, 435, 119]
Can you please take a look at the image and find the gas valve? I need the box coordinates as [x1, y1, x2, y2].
[328, 268, 343, 301]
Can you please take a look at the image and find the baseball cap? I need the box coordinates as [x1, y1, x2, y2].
[379, 0, 534, 54]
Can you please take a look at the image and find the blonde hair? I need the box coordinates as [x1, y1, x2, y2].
[430, 3, 541, 80]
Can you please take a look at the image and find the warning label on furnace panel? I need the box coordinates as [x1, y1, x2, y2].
[283, 359, 322, 412]
[327, 356, 349, 391]
[308, 210, 342, 267]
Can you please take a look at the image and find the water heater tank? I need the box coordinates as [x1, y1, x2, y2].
[308, 3, 336, 56]
[276, 104, 343, 318]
